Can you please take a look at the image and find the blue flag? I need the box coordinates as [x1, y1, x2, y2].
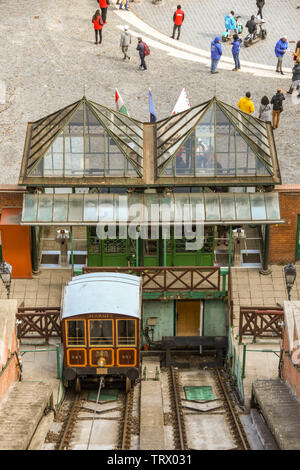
[149, 88, 157, 123]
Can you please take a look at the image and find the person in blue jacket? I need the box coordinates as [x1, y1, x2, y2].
[211, 37, 222, 74]
[231, 34, 242, 71]
[275, 36, 288, 75]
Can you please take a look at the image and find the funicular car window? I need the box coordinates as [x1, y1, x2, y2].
[89, 320, 113, 346]
[117, 320, 136, 346]
[67, 320, 86, 346]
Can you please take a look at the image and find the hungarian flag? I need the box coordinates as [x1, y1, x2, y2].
[115, 88, 129, 116]
[172, 88, 191, 115]
[149, 88, 157, 123]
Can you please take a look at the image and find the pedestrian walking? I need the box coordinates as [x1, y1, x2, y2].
[271, 89, 285, 129]
[287, 61, 300, 96]
[119, 0, 129, 10]
[137, 37, 147, 71]
[256, 0, 265, 19]
[120, 25, 131, 60]
[171, 5, 184, 40]
[92, 10, 104, 44]
[98, 0, 109, 24]
[237, 92, 255, 115]
[293, 40, 300, 63]
[210, 37, 222, 74]
[275, 36, 288, 75]
[258, 96, 272, 122]
[231, 34, 242, 71]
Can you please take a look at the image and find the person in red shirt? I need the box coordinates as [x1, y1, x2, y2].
[98, 0, 109, 24]
[92, 10, 104, 44]
[171, 5, 184, 40]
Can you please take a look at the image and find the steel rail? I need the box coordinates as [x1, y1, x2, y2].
[121, 388, 134, 450]
[170, 366, 186, 450]
[58, 393, 82, 450]
[215, 368, 250, 450]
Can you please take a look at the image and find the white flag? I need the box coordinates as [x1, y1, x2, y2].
[172, 88, 191, 115]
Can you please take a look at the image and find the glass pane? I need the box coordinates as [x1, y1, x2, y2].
[43, 133, 64, 177]
[84, 194, 99, 222]
[53, 195, 68, 222]
[99, 195, 115, 223]
[220, 194, 236, 221]
[117, 320, 136, 345]
[204, 194, 220, 220]
[89, 320, 113, 345]
[175, 133, 194, 176]
[68, 194, 84, 221]
[190, 194, 205, 223]
[37, 195, 53, 222]
[67, 320, 85, 345]
[265, 193, 280, 220]
[235, 194, 251, 220]
[22, 194, 38, 222]
[251, 194, 266, 220]
[65, 136, 84, 176]
[85, 107, 105, 177]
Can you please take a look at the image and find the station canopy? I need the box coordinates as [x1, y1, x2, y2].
[21, 192, 284, 226]
[19, 96, 281, 187]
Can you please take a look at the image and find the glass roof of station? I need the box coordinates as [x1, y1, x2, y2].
[21, 97, 143, 181]
[19, 96, 281, 187]
[156, 99, 274, 178]
[21, 192, 283, 225]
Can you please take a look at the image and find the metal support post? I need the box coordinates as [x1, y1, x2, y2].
[228, 225, 232, 267]
[242, 343, 247, 379]
[260, 224, 271, 275]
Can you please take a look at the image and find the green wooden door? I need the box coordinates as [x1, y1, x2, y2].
[203, 300, 226, 336]
[87, 226, 135, 267]
[142, 300, 175, 344]
[296, 215, 300, 260]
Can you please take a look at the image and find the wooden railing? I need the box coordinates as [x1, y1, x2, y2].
[16, 307, 61, 341]
[82, 266, 221, 292]
[239, 306, 284, 344]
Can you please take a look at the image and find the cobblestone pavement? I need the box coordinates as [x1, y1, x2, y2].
[0, 0, 299, 185]
[131, 0, 299, 66]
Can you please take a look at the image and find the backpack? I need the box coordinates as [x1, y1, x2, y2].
[144, 43, 150, 56]
[224, 15, 231, 29]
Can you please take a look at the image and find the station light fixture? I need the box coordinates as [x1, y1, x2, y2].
[284, 263, 297, 301]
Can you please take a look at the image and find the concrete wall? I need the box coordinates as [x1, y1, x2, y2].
[269, 185, 300, 264]
[0, 300, 20, 403]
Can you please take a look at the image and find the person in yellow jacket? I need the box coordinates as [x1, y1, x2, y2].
[237, 92, 255, 114]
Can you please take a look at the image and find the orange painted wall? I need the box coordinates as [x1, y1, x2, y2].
[0, 226, 32, 278]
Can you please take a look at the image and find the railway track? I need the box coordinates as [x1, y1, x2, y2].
[118, 387, 135, 450]
[214, 368, 250, 450]
[168, 365, 251, 451]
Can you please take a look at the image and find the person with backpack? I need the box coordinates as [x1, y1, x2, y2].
[120, 25, 131, 60]
[231, 34, 242, 71]
[275, 36, 288, 75]
[224, 11, 237, 33]
[258, 96, 272, 122]
[119, 0, 129, 10]
[210, 37, 222, 74]
[98, 0, 109, 24]
[271, 89, 285, 129]
[137, 37, 149, 71]
[92, 10, 104, 45]
[171, 5, 184, 40]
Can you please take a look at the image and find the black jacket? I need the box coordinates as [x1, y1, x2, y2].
[256, 0, 265, 7]
[271, 93, 285, 111]
[246, 19, 257, 34]
[292, 64, 300, 81]
[137, 41, 145, 57]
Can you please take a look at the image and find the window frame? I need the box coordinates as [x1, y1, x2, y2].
[88, 319, 114, 347]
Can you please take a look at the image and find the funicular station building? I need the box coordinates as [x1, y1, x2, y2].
[15, 95, 283, 361]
